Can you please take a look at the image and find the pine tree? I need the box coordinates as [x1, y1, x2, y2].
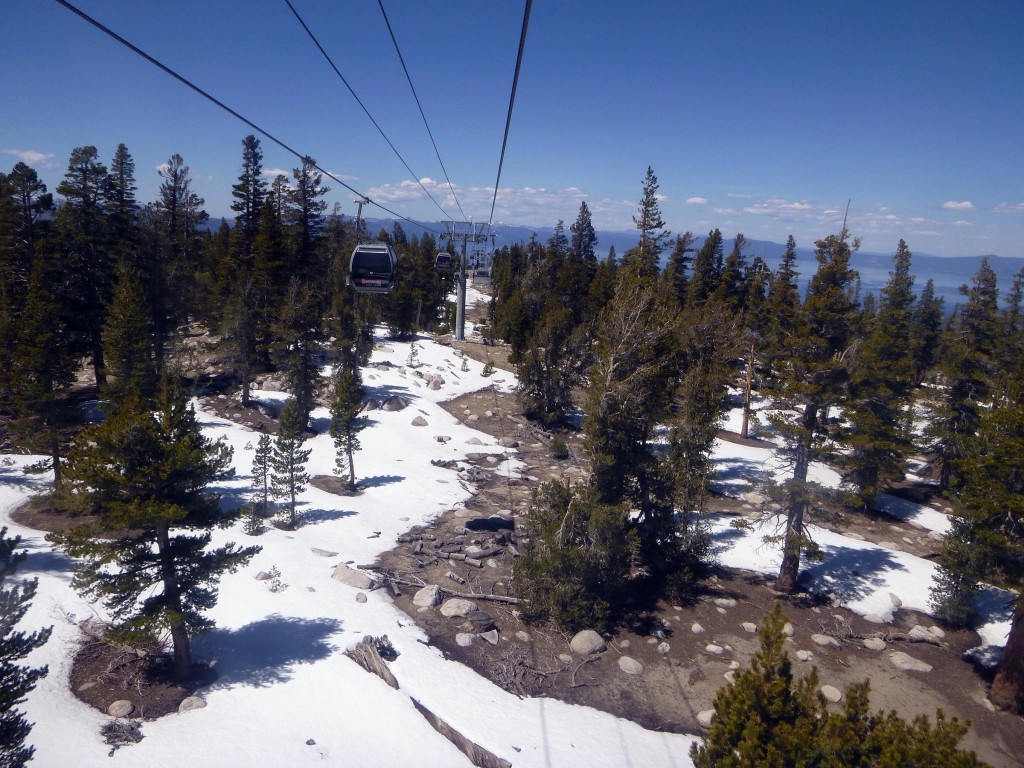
[516, 301, 586, 428]
[285, 155, 328, 285]
[105, 143, 138, 265]
[664, 231, 695, 308]
[101, 265, 157, 406]
[686, 229, 725, 307]
[712, 233, 750, 312]
[908, 278, 945, 386]
[771, 230, 860, 593]
[0, 528, 51, 768]
[623, 167, 670, 279]
[840, 239, 917, 508]
[247, 432, 273, 534]
[763, 235, 801, 369]
[328, 368, 366, 492]
[272, 277, 323, 426]
[692, 604, 987, 767]
[51, 380, 259, 680]
[270, 399, 311, 529]
[925, 258, 999, 491]
[229, 134, 267, 265]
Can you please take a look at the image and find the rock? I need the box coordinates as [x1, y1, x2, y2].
[108, 700, 134, 718]
[928, 626, 946, 639]
[723, 671, 736, 684]
[889, 593, 903, 609]
[713, 597, 737, 608]
[741, 622, 758, 633]
[657, 642, 671, 655]
[480, 629, 499, 645]
[729, 661, 740, 670]
[455, 633, 474, 647]
[380, 395, 410, 412]
[497, 437, 519, 448]
[811, 633, 840, 648]
[928, 530, 945, 541]
[863, 637, 887, 651]
[782, 622, 795, 637]
[879, 540, 899, 550]
[646, 637, 658, 645]
[908, 625, 934, 642]
[821, 685, 843, 703]
[705, 644, 725, 655]
[515, 631, 531, 642]
[331, 564, 377, 590]
[466, 610, 495, 631]
[569, 630, 607, 655]
[796, 650, 814, 662]
[620, 640, 631, 649]
[434, 435, 452, 443]
[427, 378, 444, 390]
[310, 547, 338, 557]
[178, 696, 207, 714]
[558, 653, 573, 664]
[255, 570, 274, 581]
[411, 416, 428, 427]
[618, 656, 644, 675]
[413, 585, 443, 608]
[355, 592, 367, 603]
[889, 651, 933, 672]
[697, 710, 715, 728]
[863, 614, 886, 624]
[691, 622, 705, 634]
[440, 598, 479, 618]
[465, 437, 484, 445]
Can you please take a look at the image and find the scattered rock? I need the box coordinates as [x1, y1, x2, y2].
[413, 585, 443, 608]
[434, 435, 452, 443]
[928, 626, 946, 639]
[691, 622, 705, 634]
[723, 671, 736, 684]
[558, 653, 573, 664]
[782, 622, 795, 637]
[411, 416, 428, 427]
[331, 564, 378, 590]
[863, 614, 886, 624]
[728, 661, 740, 670]
[811, 634, 840, 648]
[889, 593, 903, 609]
[618, 656, 644, 675]
[465, 437, 484, 445]
[178, 696, 207, 714]
[657, 642, 671, 655]
[844, 531, 866, 540]
[741, 622, 758, 633]
[455, 633, 474, 647]
[310, 547, 338, 558]
[863, 637, 887, 651]
[479, 629, 499, 645]
[255, 570, 274, 581]
[440, 598, 479, 618]
[796, 650, 814, 662]
[380, 395, 410, 412]
[697, 710, 715, 728]
[570, 630, 607, 655]
[515, 631, 531, 642]
[821, 685, 843, 703]
[889, 651, 933, 672]
[466, 610, 496, 631]
[108, 700, 134, 718]
[713, 597, 737, 608]
[497, 437, 519, 448]
[355, 592, 367, 603]
[908, 625, 935, 642]
[705, 644, 725, 655]
[619, 640, 631, 649]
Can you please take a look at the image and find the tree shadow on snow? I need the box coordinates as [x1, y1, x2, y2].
[800, 544, 909, 605]
[359, 474, 404, 489]
[299, 508, 358, 526]
[713, 455, 765, 488]
[195, 614, 342, 689]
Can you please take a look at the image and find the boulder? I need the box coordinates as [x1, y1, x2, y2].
[928, 625, 946, 639]
[691, 622, 705, 634]
[889, 593, 903, 609]
[796, 650, 814, 662]
[810, 633, 840, 648]
[331, 564, 378, 590]
[466, 610, 496, 631]
[310, 547, 338, 558]
[440, 598, 479, 618]
[380, 396, 410, 412]
[515, 631, 531, 642]
[413, 585, 443, 608]
[697, 710, 715, 728]
[821, 685, 843, 703]
[862, 637, 887, 651]
[889, 651, 932, 673]
[360, 399, 380, 413]
[178, 696, 207, 714]
[908, 625, 935, 642]
[782, 622, 795, 637]
[108, 700, 134, 718]
[355, 592, 368, 603]
[569, 630, 607, 655]
[618, 656, 644, 675]
[479, 629, 499, 645]
[741, 622, 758, 633]
[657, 642, 671, 655]
[705, 644, 725, 655]
[455, 633, 474, 647]
[713, 597, 737, 608]
[428, 378, 444, 391]
[411, 416, 428, 427]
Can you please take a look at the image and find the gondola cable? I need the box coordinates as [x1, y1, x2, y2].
[53, 0, 443, 237]
[485, 0, 533, 243]
[376, 0, 469, 222]
[284, 0, 454, 224]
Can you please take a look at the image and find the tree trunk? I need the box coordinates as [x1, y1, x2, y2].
[991, 605, 1024, 713]
[91, 330, 107, 387]
[347, 441, 356, 492]
[776, 401, 817, 593]
[156, 523, 192, 680]
[740, 338, 755, 439]
[51, 434, 61, 489]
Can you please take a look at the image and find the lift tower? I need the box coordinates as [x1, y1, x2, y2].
[440, 221, 489, 341]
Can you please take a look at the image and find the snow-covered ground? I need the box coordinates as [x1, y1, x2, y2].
[0, 322, 1014, 767]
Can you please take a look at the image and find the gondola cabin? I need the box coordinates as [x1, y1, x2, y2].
[434, 252, 452, 272]
[348, 242, 397, 294]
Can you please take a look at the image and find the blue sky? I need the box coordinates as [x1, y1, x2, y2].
[3, 1, 1022, 257]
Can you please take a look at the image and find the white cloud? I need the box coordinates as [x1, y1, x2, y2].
[685, 196, 707, 204]
[941, 200, 974, 210]
[995, 202, 1024, 214]
[953, 220, 973, 227]
[654, 193, 668, 202]
[262, 168, 291, 179]
[910, 217, 927, 224]
[1, 148, 55, 166]
[911, 229, 942, 237]
[714, 207, 739, 216]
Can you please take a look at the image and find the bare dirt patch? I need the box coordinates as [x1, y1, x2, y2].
[377, 387, 1024, 768]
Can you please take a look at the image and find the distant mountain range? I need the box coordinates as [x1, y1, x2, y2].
[205, 217, 1024, 310]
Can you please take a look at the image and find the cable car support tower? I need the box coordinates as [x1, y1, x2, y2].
[441, 221, 489, 341]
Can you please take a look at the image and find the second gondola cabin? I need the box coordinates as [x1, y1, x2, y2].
[348, 242, 398, 294]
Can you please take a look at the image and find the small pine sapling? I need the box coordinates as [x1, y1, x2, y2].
[270, 400, 311, 529]
[406, 343, 420, 368]
[481, 361, 495, 377]
[329, 369, 367, 492]
[247, 433, 273, 535]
